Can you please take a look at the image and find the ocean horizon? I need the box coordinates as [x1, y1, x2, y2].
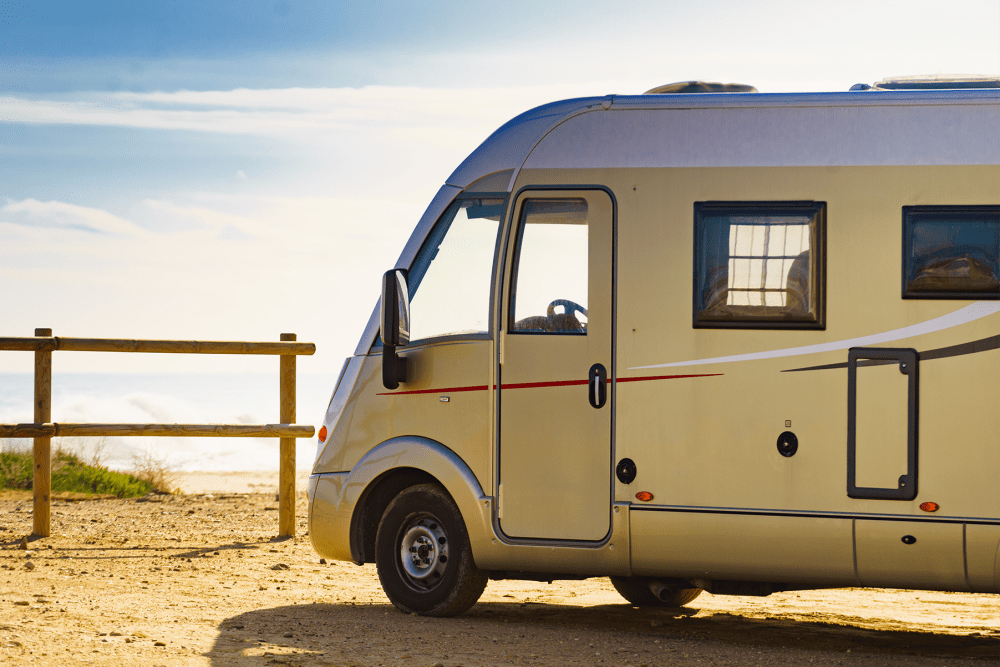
[0, 372, 334, 472]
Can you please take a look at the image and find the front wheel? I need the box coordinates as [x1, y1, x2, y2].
[610, 576, 702, 607]
[375, 483, 487, 616]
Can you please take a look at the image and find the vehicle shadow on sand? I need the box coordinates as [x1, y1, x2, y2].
[206, 599, 999, 665]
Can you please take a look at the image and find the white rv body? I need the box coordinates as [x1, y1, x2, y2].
[309, 81, 1000, 615]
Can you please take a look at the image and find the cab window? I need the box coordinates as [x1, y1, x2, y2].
[407, 198, 504, 342]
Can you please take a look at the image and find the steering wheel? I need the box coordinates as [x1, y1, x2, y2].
[547, 299, 587, 319]
[547, 299, 588, 331]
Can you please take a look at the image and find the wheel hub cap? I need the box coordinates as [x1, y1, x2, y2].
[399, 516, 449, 586]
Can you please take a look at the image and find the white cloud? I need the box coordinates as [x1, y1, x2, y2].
[1, 198, 151, 236]
[141, 199, 272, 239]
[0, 83, 621, 137]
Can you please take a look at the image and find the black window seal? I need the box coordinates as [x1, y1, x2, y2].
[900, 205, 1000, 300]
[692, 201, 827, 331]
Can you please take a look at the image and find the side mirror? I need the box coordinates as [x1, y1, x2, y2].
[380, 269, 410, 390]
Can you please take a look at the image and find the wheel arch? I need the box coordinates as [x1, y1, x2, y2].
[346, 437, 490, 565]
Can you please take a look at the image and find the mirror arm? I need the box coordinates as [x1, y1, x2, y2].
[382, 344, 407, 391]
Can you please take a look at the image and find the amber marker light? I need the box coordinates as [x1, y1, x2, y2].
[635, 491, 654, 502]
[318, 426, 328, 443]
[919, 502, 939, 513]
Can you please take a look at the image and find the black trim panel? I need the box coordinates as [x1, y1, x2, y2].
[847, 347, 919, 500]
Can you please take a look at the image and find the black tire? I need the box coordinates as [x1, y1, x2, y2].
[375, 483, 487, 616]
[610, 576, 702, 607]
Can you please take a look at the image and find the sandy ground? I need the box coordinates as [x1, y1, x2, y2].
[172, 471, 313, 496]
[0, 474, 998, 666]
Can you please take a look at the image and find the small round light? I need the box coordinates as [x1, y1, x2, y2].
[635, 491, 654, 502]
[318, 426, 328, 443]
[919, 501, 939, 513]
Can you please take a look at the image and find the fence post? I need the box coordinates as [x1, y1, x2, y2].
[278, 333, 296, 537]
[33, 328, 52, 538]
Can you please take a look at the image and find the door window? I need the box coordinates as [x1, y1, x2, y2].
[508, 199, 589, 334]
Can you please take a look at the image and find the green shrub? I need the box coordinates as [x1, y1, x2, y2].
[51, 450, 155, 497]
[0, 444, 155, 498]
[0, 449, 34, 490]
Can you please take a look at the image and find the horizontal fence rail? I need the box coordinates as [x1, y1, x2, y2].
[0, 336, 316, 355]
[1, 329, 315, 539]
[0, 423, 314, 438]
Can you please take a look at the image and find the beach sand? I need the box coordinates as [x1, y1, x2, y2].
[173, 470, 313, 495]
[1, 489, 997, 665]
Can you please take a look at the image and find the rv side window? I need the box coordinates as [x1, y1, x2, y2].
[694, 202, 825, 329]
[509, 198, 589, 334]
[902, 206, 1000, 299]
[406, 198, 504, 341]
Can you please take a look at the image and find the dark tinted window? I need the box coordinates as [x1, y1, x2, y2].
[694, 202, 825, 329]
[902, 206, 1000, 299]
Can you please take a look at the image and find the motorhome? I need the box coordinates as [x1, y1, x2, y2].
[308, 76, 1000, 616]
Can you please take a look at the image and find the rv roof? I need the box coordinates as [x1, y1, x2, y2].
[445, 87, 1000, 190]
[856, 74, 1000, 91]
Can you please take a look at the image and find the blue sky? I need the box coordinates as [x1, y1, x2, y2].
[2, 0, 1000, 376]
[6, 1, 729, 91]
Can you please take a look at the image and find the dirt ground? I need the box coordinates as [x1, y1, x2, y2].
[1, 482, 998, 667]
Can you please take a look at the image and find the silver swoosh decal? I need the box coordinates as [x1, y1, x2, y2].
[630, 301, 1000, 370]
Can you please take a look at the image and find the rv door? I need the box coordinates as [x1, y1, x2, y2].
[497, 189, 615, 542]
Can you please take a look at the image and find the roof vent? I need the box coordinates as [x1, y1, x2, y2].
[851, 74, 1000, 91]
[644, 81, 758, 94]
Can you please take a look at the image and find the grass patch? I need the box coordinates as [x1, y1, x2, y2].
[0, 439, 170, 498]
[127, 449, 177, 494]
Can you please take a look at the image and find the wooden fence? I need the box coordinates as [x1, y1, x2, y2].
[0, 328, 316, 538]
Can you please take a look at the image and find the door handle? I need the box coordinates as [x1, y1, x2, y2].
[588, 363, 607, 409]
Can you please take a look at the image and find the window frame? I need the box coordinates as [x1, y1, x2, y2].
[901, 205, 1000, 300]
[692, 200, 827, 330]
